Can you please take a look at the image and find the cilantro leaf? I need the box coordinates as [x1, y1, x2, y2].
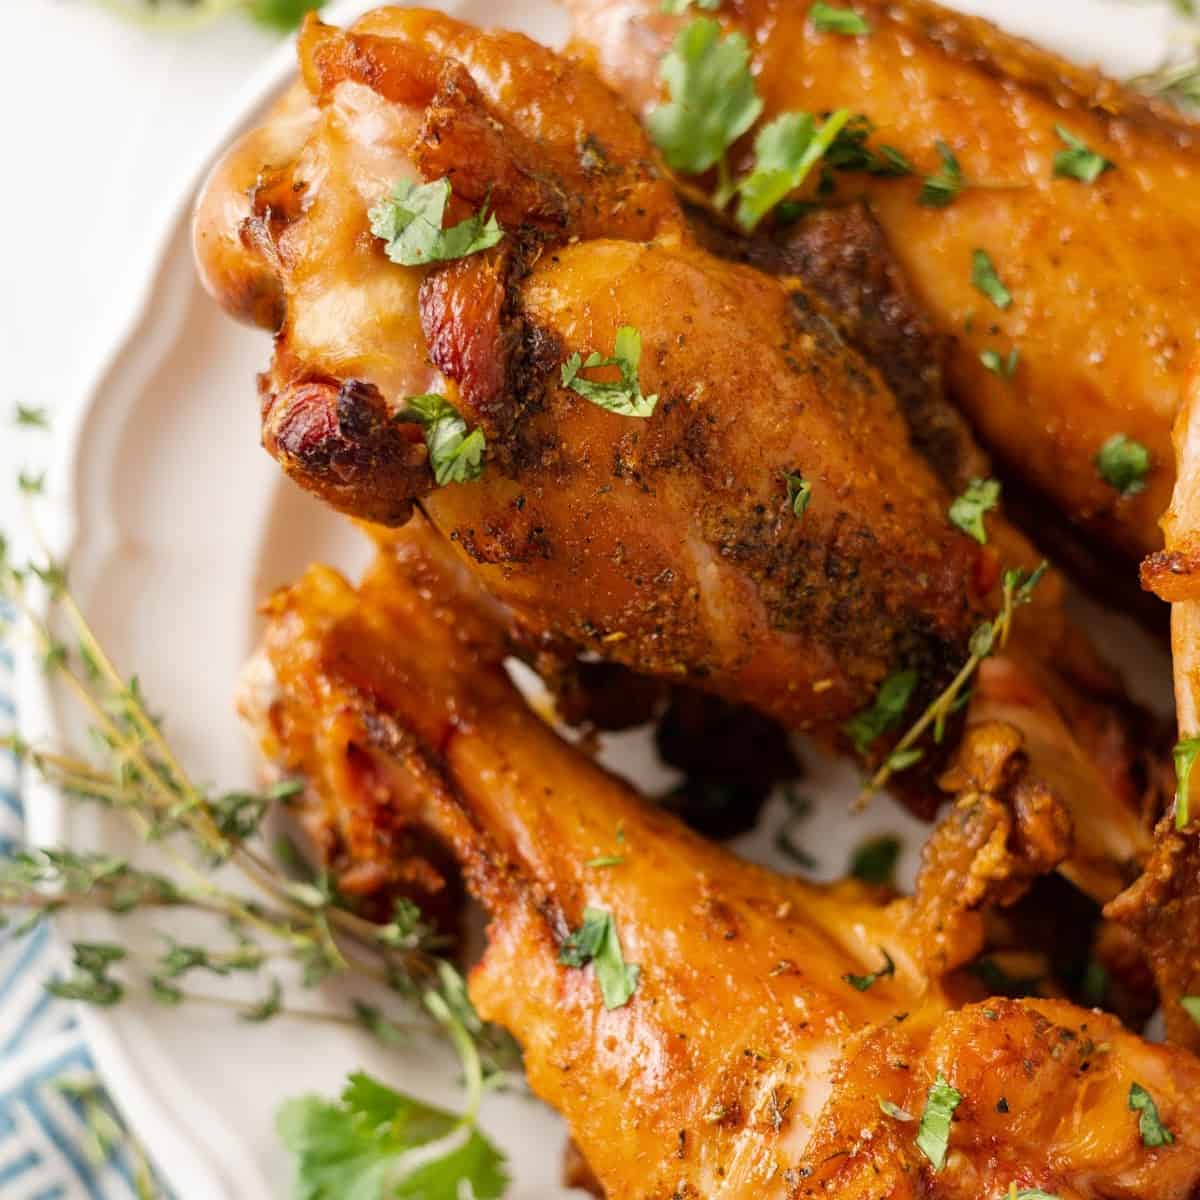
[277, 1071, 508, 1200]
[647, 18, 763, 175]
[972, 250, 1012, 310]
[1173, 735, 1200, 829]
[843, 947, 895, 991]
[735, 108, 853, 231]
[1052, 125, 1113, 184]
[918, 141, 963, 207]
[1182, 996, 1200, 1026]
[370, 178, 503, 267]
[810, 3, 871, 34]
[247, 0, 325, 31]
[561, 326, 658, 417]
[559, 907, 640, 1009]
[1129, 1082, 1175, 1148]
[659, 0, 720, 11]
[948, 478, 1001, 545]
[916, 1073, 962, 1170]
[1095, 433, 1150, 497]
[980, 348, 1020, 378]
[844, 669, 919, 754]
[784, 471, 813, 517]
[849, 835, 902, 886]
[400, 394, 486, 486]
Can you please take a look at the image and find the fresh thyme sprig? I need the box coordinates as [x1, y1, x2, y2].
[855, 561, 1047, 805]
[0, 531, 520, 1083]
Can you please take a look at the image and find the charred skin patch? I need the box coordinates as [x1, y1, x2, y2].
[262, 375, 431, 527]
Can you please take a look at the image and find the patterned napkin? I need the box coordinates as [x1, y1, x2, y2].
[1, 623, 156, 1196]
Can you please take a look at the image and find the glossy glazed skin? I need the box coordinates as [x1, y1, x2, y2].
[195, 8, 995, 735]
[243, 528, 1200, 1200]
[565, 0, 1200, 565]
[194, 7, 1164, 881]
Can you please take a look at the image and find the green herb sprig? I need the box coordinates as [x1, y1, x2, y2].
[855, 562, 1048, 804]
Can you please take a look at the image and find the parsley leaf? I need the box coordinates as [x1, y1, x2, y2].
[810, 3, 871, 34]
[918, 141, 963, 207]
[1182, 996, 1200, 1026]
[1129, 1082, 1175, 1148]
[1173, 736, 1200, 829]
[916, 1073, 962, 1170]
[247, 0, 324, 31]
[647, 18, 763, 174]
[980, 348, 1020, 378]
[277, 1071, 508, 1200]
[659, 0, 720, 11]
[972, 250, 1012, 310]
[559, 907, 640, 1009]
[401, 394, 486, 486]
[822, 115, 912, 177]
[849, 835, 902, 886]
[845, 669, 919, 754]
[784, 471, 813, 517]
[370, 178, 502, 267]
[736, 108, 853, 230]
[1052, 125, 1114, 184]
[1095, 433, 1150, 497]
[949, 478, 1001, 545]
[561, 326, 658, 417]
[843, 947, 895, 991]
[878, 1098, 914, 1121]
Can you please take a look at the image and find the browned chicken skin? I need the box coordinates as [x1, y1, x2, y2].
[566, 0, 1200, 567]
[241, 527, 1200, 1200]
[194, 6, 1164, 891]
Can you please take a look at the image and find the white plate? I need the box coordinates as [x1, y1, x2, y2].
[12, 1, 1182, 1197]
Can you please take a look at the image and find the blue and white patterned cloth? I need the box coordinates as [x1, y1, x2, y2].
[0, 624, 155, 1198]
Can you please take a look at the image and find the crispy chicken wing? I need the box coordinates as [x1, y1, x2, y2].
[241, 529, 1200, 1200]
[566, 0, 1200, 566]
[196, 7, 1161, 888]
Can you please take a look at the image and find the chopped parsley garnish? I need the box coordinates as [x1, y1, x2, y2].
[918, 141, 964, 207]
[647, 18, 763, 175]
[1129, 1082, 1175, 1148]
[823, 115, 913, 177]
[736, 108, 854, 230]
[845, 669, 919, 754]
[972, 250, 1012, 310]
[400, 394, 486, 486]
[586, 854, 626, 868]
[949, 478, 1001, 545]
[659, 0, 720, 11]
[561, 326, 658, 417]
[1095, 434, 1150, 497]
[277, 1071, 509, 1200]
[850, 834, 902, 886]
[1173, 736, 1200, 829]
[369, 178, 502, 267]
[980, 348, 1020, 378]
[1052, 125, 1114, 183]
[559, 907, 640, 1009]
[785, 471, 813, 517]
[843, 947, 895, 991]
[879, 1097, 914, 1121]
[916, 1073, 962, 1170]
[810, 3, 871, 34]
[1182, 996, 1200, 1026]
